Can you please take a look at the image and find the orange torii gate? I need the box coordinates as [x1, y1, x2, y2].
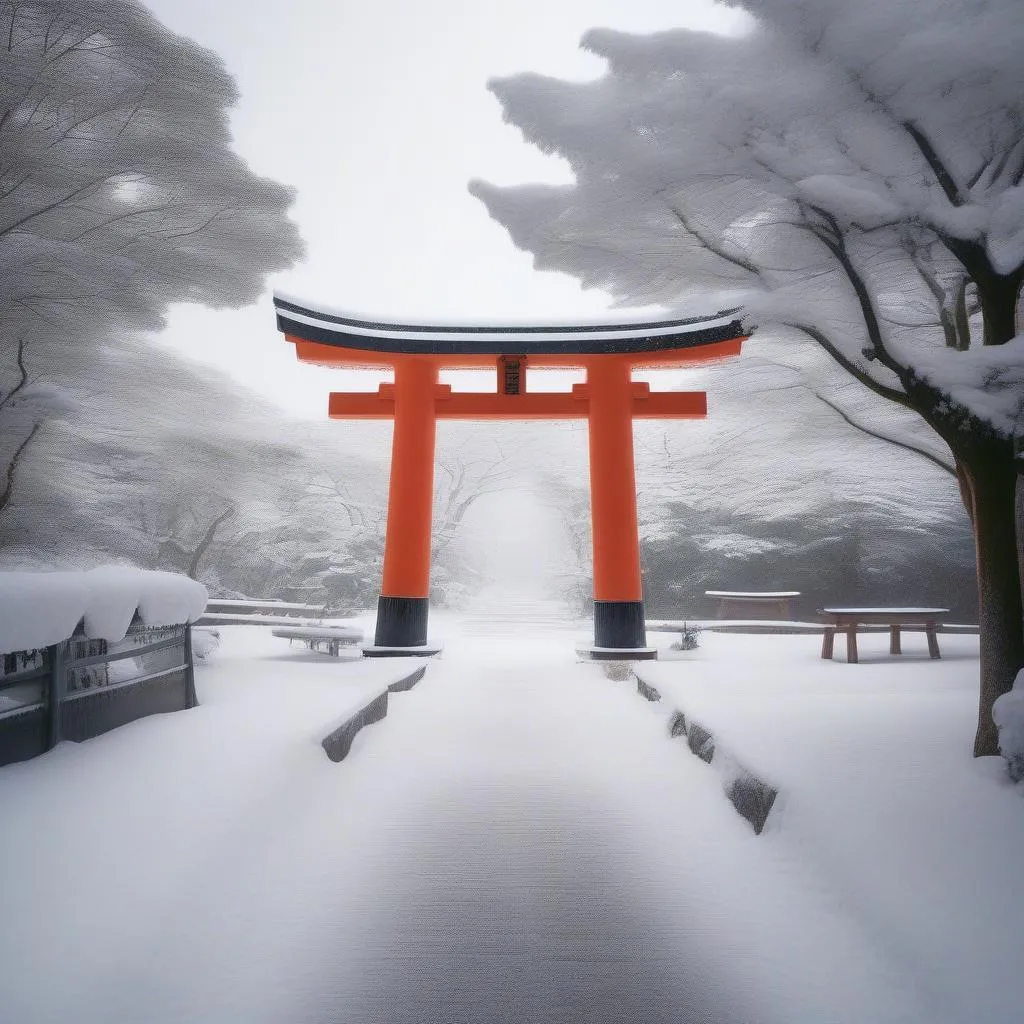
[274, 295, 747, 658]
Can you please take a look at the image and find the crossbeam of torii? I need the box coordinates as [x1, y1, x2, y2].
[275, 294, 748, 658]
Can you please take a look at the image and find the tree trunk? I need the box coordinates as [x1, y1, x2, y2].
[953, 278, 971, 351]
[979, 275, 1020, 348]
[186, 506, 235, 580]
[0, 421, 40, 515]
[955, 457, 975, 524]
[1018, 456, 1024, 641]
[957, 443, 1024, 756]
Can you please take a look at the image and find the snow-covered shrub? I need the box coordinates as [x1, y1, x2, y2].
[671, 623, 702, 651]
[993, 670, 1024, 781]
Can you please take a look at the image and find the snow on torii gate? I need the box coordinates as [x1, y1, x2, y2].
[274, 294, 747, 658]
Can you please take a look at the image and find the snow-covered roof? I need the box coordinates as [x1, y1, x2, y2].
[0, 567, 208, 655]
[274, 292, 746, 356]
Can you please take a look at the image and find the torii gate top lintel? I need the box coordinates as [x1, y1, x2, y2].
[275, 294, 746, 359]
[273, 293, 748, 657]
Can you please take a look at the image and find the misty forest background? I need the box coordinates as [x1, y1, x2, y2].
[0, 1, 979, 623]
[0, 315, 976, 623]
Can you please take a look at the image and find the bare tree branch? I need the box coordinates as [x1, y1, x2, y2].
[900, 119, 967, 207]
[781, 320, 913, 408]
[763, 376, 955, 476]
[0, 335, 30, 409]
[906, 243, 962, 348]
[65, 202, 173, 243]
[0, 173, 116, 239]
[0, 420, 39, 513]
[187, 504, 235, 580]
[801, 201, 910, 380]
[0, 169, 38, 204]
[152, 208, 234, 243]
[658, 192, 763, 279]
[953, 277, 971, 351]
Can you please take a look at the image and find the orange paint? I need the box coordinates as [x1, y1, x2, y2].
[329, 383, 707, 420]
[585, 357, 643, 602]
[379, 357, 437, 598]
[288, 335, 746, 371]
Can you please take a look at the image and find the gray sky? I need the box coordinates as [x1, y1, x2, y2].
[141, 0, 746, 418]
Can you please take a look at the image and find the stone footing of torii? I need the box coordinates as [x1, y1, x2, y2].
[273, 296, 747, 659]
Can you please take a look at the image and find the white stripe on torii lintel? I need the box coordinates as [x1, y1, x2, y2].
[273, 296, 741, 344]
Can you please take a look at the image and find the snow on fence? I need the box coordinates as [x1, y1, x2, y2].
[0, 568, 207, 767]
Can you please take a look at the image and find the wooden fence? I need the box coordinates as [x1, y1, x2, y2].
[0, 622, 196, 767]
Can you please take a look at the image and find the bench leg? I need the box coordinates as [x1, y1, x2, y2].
[926, 624, 941, 659]
[821, 627, 835, 660]
[846, 628, 858, 664]
[890, 625, 902, 656]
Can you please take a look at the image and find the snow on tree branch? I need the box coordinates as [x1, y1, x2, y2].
[472, 0, 1024, 433]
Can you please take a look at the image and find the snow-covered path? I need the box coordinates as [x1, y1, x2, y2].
[0, 623, 963, 1023]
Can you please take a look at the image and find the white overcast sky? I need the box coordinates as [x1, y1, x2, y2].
[140, 0, 747, 418]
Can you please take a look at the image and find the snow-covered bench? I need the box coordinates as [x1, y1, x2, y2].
[705, 590, 801, 619]
[819, 607, 949, 663]
[271, 624, 364, 656]
[203, 599, 328, 618]
[199, 612, 332, 628]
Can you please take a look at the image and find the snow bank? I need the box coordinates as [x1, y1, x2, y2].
[0, 568, 208, 655]
[992, 668, 1024, 781]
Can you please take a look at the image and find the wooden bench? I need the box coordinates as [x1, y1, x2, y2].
[819, 608, 949, 664]
[705, 590, 801, 620]
[271, 625, 364, 657]
[205, 599, 328, 618]
[197, 612, 334, 628]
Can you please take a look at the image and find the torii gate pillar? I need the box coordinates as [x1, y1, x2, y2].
[587, 357, 646, 651]
[375, 357, 438, 650]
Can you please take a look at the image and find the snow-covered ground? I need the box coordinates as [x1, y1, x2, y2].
[0, 615, 1018, 1023]
[639, 630, 1024, 1023]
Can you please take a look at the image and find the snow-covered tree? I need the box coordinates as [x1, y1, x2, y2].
[0, 0, 302, 340]
[433, 437, 527, 555]
[0, 329, 390, 607]
[471, 0, 1024, 756]
[0, 0, 303, 517]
